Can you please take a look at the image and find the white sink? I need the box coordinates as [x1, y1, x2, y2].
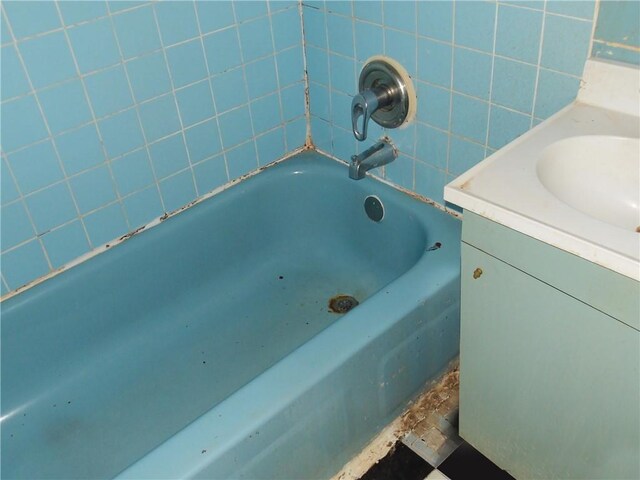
[444, 59, 640, 281]
[536, 136, 640, 231]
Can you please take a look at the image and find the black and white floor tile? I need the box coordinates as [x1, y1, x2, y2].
[358, 439, 515, 480]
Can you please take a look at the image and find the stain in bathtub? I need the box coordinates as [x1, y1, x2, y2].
[426, 242, 442, 251]
[119, 224, 146, 241]
[329, 295, 359, 314]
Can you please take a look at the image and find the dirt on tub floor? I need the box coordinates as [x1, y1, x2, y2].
[332, 361, 460, 480]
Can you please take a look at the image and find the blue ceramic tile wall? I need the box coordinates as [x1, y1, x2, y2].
[592, 1, 640, 65]
[304, 0, 595, 205]
[1, 0, 305, 293]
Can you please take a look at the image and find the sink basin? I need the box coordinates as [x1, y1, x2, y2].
[536, 136, 640, 231]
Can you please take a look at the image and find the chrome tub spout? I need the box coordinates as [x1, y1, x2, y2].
[349, 139, 398, 180]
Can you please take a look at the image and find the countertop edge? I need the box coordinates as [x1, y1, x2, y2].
[444, 185, 640, 282]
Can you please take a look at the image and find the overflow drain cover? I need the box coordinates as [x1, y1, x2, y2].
[329, 295, 359, 314]
[364, 195, 384, 222]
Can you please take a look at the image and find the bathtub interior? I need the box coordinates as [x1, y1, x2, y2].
[0, 152, 459, 479]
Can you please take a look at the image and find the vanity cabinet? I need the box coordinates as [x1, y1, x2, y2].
[459, 212, 639, 480]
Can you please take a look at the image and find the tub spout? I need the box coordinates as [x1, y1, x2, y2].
[349, 139, 398, 180]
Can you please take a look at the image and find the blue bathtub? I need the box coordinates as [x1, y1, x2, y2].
[1, 151, 461, 479]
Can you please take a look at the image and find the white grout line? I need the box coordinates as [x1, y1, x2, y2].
[298, 0, 313, 147]
[230, 2, 260, 173]
[349, 1, 358, 154]
[104, 1, 168, 216]
[0, 120, 303, 257]
[530, 0, 549, 127]
[379, 0, 387, 180]
[266, 1, 289, 153]
[318, 3, 335, 155]
[0, 107, 306, 215]
[3, 2, 80, 271]
[53, 2, 133, 241]
[2, 14, 584, 156]
[1, 41, 302, 107]
[483, 1, 500, 157]
[149, 2, 199, 197]
[587, 0, 601, 67]
[0, 145, 309, 302]
[3, 0, 315, 49]
[299, 0, 594, 26]
[445, 1, 456, 179]
[412, 0, 419, 190]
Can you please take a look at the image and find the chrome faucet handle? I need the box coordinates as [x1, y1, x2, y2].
[351, 89, 380, 141]
[351, 57, 415, 142]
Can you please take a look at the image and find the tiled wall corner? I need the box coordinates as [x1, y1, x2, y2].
[303, 0, 596, 206]
[0, 0, 305, 293]
[592, 0, 640, 65]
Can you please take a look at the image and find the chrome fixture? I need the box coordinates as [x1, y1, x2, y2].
[351, 57, 412, 141]
[349, 139, 397, 180]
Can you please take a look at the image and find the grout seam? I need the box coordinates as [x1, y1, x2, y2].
[103, 1, 167, 217]
[530, 0, 549, 126]
[149, 2, 199, 198]
[53, 2, 132, 242]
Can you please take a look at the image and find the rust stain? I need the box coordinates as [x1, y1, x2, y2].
[399, 367, 459, 432]
[459, 179, 472, 190]
[119, 225, 146, 241]
[596, 39, 640, 53]
[328, 295, 359, 314]
[330, 362, 459, 480]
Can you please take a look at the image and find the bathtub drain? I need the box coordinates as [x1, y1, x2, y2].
[329, 295, 359, 314]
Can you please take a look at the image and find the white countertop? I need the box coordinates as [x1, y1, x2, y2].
[444, 59, 640, 281]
